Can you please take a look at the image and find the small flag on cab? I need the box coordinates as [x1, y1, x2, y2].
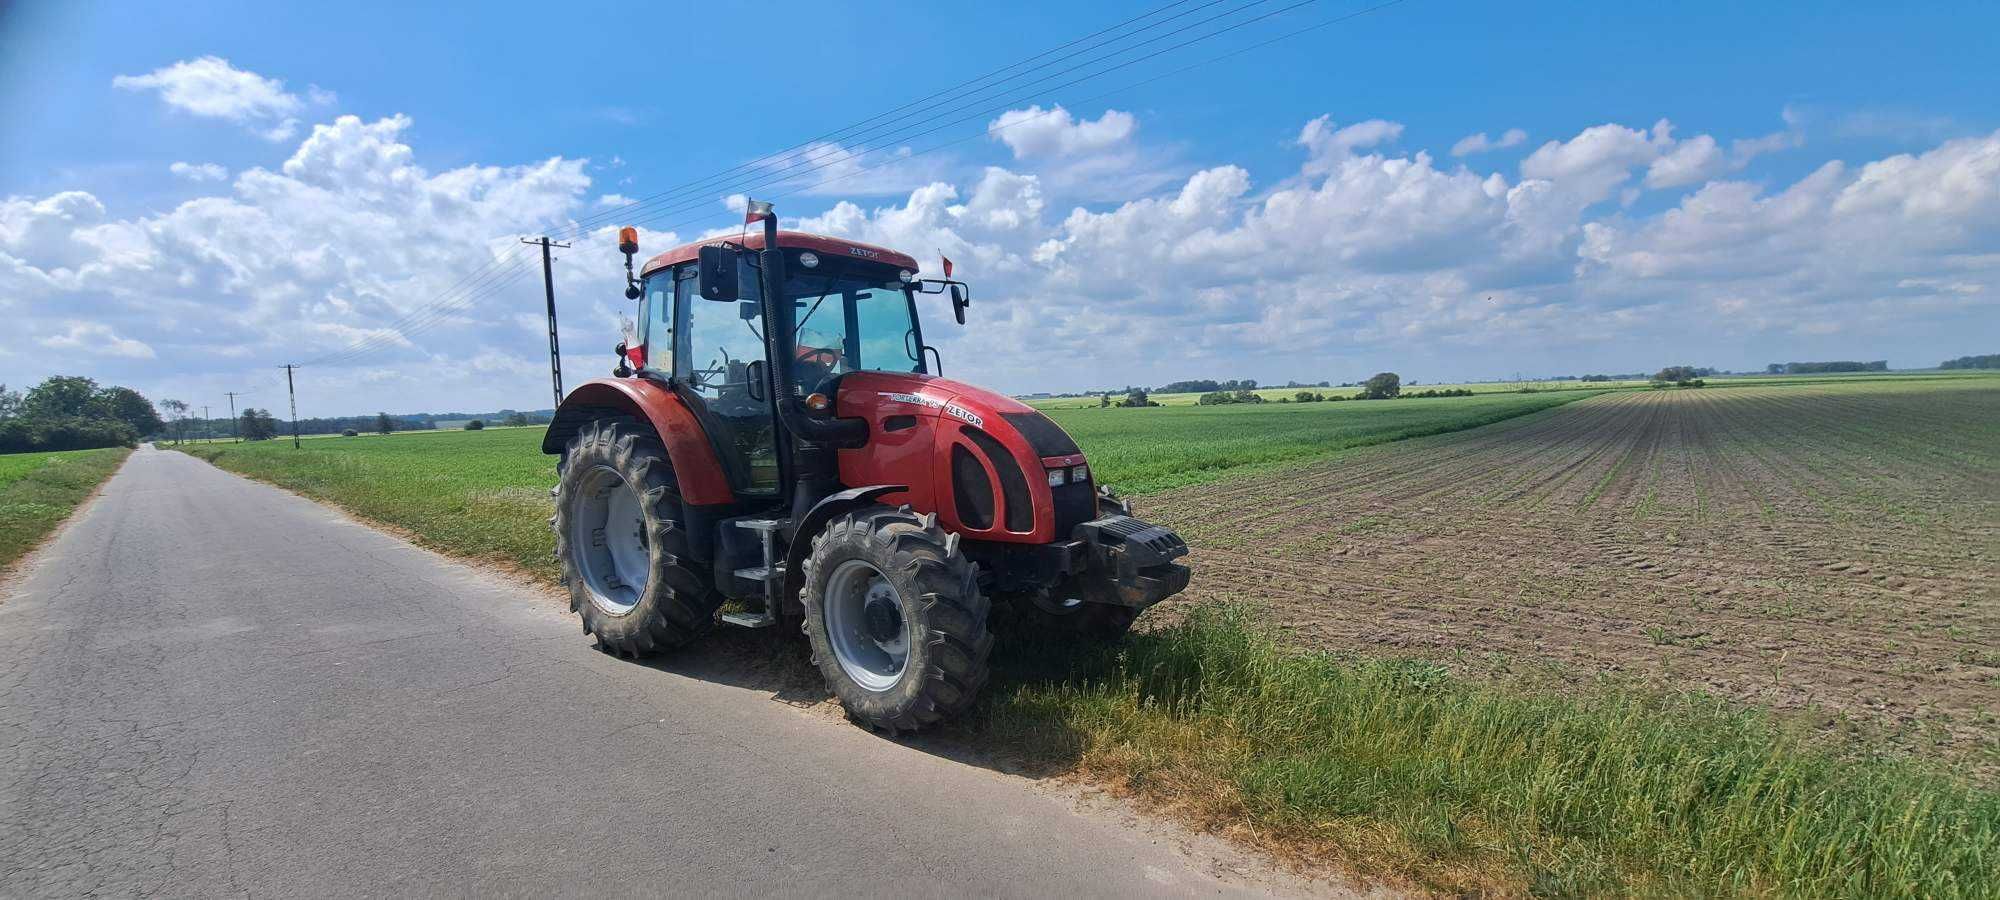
[939, 250, 953, 278]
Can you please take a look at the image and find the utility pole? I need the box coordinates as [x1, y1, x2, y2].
[282, 364, 301, 449]
[224, 391, 246, 442]
[522, 236, 571, 412]
[202, 405, 211, 443]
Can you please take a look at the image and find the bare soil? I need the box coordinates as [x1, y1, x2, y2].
[1143, 382, 2000, 765]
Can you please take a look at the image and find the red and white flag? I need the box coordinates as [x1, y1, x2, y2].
[939, 251, 954, 278]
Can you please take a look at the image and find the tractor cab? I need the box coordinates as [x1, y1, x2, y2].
[623, 228, 954, 500]
[543, 201, 1188, 733]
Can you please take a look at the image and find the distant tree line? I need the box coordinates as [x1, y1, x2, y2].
[1939, 354, 1999, 370]
[0, 376, 162, 453]
[1157, 378, 1263, 394]
[282, 408, 549, 437]
[1765, 360, 1888, 374]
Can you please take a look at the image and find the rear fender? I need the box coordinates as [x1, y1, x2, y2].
[543, 378, 734, 506]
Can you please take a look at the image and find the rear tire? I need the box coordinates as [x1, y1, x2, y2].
[801, 506, 993, 732]
[552, 416, 722, 656]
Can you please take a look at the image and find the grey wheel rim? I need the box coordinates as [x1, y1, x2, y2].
[569, 465, 649, 615]
[823, 559, 908, 692]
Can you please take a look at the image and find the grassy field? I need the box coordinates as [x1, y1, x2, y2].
[0, 446, 131, 572]
[1044, 391, 1589, 493]
[173, 376, 2000, 896]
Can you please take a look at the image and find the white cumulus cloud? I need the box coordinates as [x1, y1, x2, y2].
[989, 105, 1137, 160]
[38, 322, 156, 359]
[1451, 128, 1527, 157]
[113, 56, 309, 141]
[169, 162, 229, 182]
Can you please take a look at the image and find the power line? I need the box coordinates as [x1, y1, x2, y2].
[522, 236, 571, 409]
[558, 0, 1244, 238]
[300, 253, 537, 367]
[292, 0, 1407, 372]
[294, 2, 1223, 368]
[617, 0, 1402, 241]
[281, 364, 301, 450]
[224, 390, 248, 442]
[560, 0, 1306, 243]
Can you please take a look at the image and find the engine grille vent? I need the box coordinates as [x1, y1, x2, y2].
[950, 444, 994, 530]
[960, 426, 1033, 533]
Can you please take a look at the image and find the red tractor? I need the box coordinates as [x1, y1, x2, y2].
[543, 201, 1189, 731]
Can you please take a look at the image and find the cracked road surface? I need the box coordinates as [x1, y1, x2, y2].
[1, 447, 1321, 897]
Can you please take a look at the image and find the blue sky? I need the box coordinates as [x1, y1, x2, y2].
[2, 0, 1997, 414]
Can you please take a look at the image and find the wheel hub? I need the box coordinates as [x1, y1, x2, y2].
[863, 592, 903, 643]
[568, 465, 649, 616]
[823, 559, 910, 692]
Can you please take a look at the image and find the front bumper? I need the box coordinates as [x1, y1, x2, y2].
[1066, 514, 1192, 609]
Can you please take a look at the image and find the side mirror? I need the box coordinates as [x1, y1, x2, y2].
[698, 244, 740, 301]
[949, 283, 968, 325]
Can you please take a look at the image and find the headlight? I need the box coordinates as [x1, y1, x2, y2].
[1047, 468, 1066, 487]
[798, 251, 819, 269]
[1072, 464, 1089, 483]
[899, 269, 915, 283]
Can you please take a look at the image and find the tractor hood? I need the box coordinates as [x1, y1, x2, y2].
[833, 371, 1092, 545]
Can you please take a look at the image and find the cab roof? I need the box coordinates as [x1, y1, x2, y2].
[638, 230, 921, 279]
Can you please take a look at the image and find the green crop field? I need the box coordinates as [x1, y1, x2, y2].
[1046, 391, 1589, 492]
[0, 446, 131, 571]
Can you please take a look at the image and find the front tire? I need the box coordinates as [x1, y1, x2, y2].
[801, 506, 993, 732]
[552, 416, 722, 656]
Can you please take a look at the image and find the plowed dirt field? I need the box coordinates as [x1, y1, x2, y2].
[1147, 378, 2000, 762]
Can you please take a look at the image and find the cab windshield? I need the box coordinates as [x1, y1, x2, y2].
[781, 258, 925, 395]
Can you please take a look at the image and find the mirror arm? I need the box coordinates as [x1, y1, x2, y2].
[924, 345, 943, 376]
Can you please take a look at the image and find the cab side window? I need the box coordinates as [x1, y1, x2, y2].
[641, 269, 676, 374]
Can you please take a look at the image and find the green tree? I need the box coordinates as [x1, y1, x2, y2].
[159, 399, 190, 444]
[376, 412, 395, 435]
[502, 411, 531, 427]
[240, 408, 279, 441]
[95, 386, 164, 436]
[464, 419, 485, 430]
[1121, 389, 1151, 408]
[1361, 372, 1401, 399]
[21, 376, 102, 419]
[0, 384, 20, 419]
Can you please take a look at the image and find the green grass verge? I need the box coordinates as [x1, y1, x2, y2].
[979, 607, 1998, 897]
[0, 446, 131, 571]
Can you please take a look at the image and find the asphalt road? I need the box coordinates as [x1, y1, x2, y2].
[1, 446, 1330, 898]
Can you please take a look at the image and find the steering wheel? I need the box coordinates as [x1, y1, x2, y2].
[794, 346, 842, 369]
